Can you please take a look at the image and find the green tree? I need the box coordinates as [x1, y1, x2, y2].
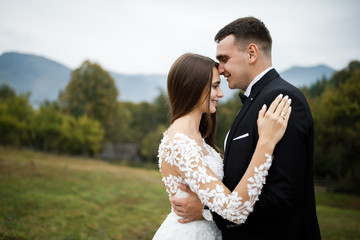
[215, 92, 240, 151]
[0, 90, 33, 146]
[123, 101, 158, 143]
[141, 124, 167, 163]
[106, 101, 131, 144]
[32, 101, 104, 155]
[0, 84, 16, 100]
[301, 76, 329, 99]
[32, 101, 63, 151]
[153, 89, 169, 126]
[59, 60, 118, 139]
[329, 60, 360, 88]
[317, 70, 360, 178]
[310, 61, 360, 192]
[68, 115, 104, 156]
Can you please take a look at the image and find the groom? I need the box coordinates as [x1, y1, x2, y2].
[170, 17, 321, 239]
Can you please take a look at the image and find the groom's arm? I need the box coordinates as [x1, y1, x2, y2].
[170, 183, 204, 223]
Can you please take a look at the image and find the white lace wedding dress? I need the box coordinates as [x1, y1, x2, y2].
[153, 132, 273, 240]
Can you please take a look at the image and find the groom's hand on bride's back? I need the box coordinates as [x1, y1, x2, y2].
[169, 183, 204, 223]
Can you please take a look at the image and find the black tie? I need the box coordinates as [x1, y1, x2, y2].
[239, 92, 247, 104]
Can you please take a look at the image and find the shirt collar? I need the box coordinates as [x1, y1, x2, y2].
[244, 67, 274, 97]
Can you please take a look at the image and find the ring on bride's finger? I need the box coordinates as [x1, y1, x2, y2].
[280, 112, 286, 120]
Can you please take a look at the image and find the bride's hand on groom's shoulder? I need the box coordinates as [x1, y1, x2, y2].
[257, 94, 292, 147]
[169, 183, 204, 223]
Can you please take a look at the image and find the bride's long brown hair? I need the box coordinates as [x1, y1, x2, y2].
[167, 53, 222, 155]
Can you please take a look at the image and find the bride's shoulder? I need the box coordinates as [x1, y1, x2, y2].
[166, 127, 199, 142]
[160, 129, 196, 149]
[164, 131, 191, 143]
[161, 118, 203, 148]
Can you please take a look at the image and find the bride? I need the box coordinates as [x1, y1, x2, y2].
[153, 53, 292, 240]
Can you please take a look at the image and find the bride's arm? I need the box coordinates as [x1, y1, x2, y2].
[161, 94, 291, 224]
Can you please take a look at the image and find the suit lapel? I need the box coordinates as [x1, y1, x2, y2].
[223, 69, 280, 167]
[223, 98, 251, 166]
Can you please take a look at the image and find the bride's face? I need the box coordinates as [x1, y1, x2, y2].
[199, 67, 224, 114]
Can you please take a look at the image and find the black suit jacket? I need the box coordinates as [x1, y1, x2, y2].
[213, 69, 321, 239]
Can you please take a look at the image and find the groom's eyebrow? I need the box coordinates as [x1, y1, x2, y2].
[216, 54, 223, 60]
[216, 54, 227, 61]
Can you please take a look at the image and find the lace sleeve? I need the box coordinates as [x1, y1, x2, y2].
[159, 133, 273, 225]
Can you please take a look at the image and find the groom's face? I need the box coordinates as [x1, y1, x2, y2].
[216, 35, 251, 91]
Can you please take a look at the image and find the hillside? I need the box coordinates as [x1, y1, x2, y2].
[0, 52, 71, 105]
[110, 72, 167, 102]
[0, 52, 169, 105]
[0, 51, 336, 105]
[281, 65, 335, 87]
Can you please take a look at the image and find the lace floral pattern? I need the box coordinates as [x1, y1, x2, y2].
[154, 132, 224, 240]
[158, 132, 273, 225]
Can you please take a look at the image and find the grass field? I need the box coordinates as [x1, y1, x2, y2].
[0, 146, 359, 239]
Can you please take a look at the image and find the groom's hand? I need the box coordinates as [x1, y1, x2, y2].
[169, 183, 204, 223]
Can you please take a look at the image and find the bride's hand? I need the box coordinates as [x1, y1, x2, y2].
[257, 94, 292, 148]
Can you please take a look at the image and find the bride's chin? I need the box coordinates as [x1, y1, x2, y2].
[210, 107, 217, 114]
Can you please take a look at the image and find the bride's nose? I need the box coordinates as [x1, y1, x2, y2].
[218, 88, 224, 98]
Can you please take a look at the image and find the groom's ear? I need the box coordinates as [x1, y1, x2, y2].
[247, 44, 258, 64]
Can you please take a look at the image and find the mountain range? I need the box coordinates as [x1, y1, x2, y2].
[0, 52, 336, 106]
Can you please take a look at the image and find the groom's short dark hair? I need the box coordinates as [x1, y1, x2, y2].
[215, 16, 272, 54]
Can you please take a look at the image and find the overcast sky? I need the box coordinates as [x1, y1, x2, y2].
[1, 0, 359, 75]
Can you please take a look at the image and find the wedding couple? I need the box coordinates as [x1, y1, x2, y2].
[153, 17, 321, 240]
